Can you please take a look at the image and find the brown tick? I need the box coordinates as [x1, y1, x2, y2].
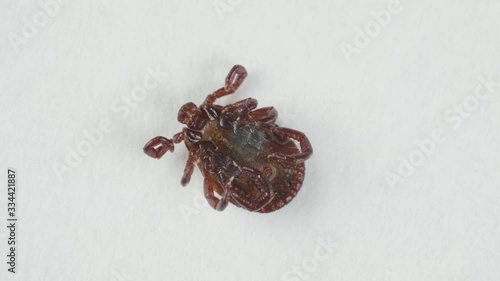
[143, 65, 313, 213]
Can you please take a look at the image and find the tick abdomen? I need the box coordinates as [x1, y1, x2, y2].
[200, 119, 305, 213]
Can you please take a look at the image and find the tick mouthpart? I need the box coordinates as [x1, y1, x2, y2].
[143, 136, 174, 159]
[177, 102, 198, 124]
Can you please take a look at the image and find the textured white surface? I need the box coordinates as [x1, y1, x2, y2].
[1, 0, 500, 280]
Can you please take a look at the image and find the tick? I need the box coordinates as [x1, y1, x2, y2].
[143, 65, 313, 213]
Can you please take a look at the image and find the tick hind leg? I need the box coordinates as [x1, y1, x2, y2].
[203, 65, 248, 107]
[229, 167, 275, 212]
[204, 177, 230, 211]
[219, 98, 258, 128]
[248, 106, 278, 124]
[180, 147, 197, 186]
[269, 127, 313, 163]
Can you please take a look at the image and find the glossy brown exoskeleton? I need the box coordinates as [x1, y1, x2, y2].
[143, 65, 313, 213]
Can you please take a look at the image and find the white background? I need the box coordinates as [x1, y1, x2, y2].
[1, 0, 500, 280]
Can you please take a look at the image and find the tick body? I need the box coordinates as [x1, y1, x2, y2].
[144, 65, 313, 213]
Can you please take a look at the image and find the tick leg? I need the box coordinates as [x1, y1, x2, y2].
[180, 151, 196, 187]
[268, 127, 313, 163]
[219, 98, 258, 128]
[229, 167, 275, 212]
[247, 106, 278, 124]
[144, 136, 173, 159]
[204, 177, 230, 211]
[222, 98, 258, 116]
[203, 65, 248, 107]
[144, 132, 184, 159]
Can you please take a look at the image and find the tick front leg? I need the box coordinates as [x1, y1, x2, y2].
[144, 132, 184, 159]
[204, 178, 229, 211]
[143, 136, 173, 159]
[203, 65, 248, 107]
[268, 127, 313, 163]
